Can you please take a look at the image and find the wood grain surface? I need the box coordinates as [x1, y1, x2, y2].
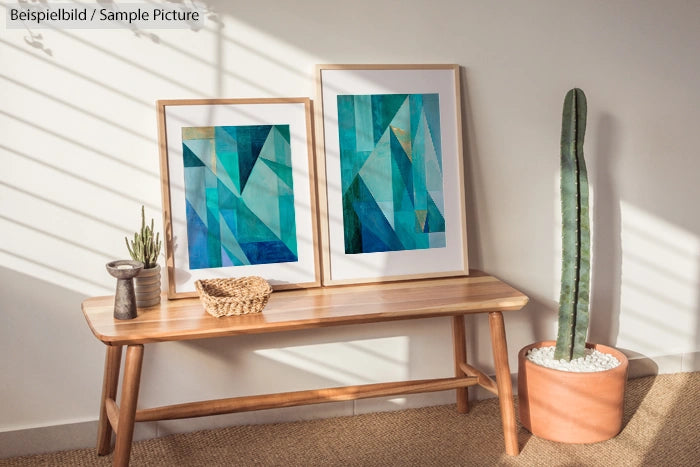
[83, 271, 528, 345]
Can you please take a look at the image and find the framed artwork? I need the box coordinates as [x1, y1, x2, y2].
[315, 64, 469, 285]
[157, 98, 320, 298]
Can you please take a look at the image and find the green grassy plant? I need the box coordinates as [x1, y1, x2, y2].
[125, 206, 162, 269]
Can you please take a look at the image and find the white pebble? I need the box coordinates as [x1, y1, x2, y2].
[525, 345, 620, 372]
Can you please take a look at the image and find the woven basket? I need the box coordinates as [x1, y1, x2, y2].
[194, 277, 272, 317]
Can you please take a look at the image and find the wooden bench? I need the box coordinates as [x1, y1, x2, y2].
[82, 270, 528, 466]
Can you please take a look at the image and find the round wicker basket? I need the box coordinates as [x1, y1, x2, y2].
[194, 277, 272, 317]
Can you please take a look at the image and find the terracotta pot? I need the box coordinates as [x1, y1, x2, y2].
[518, 340, 629, 443]
[134, 264, 161, 308]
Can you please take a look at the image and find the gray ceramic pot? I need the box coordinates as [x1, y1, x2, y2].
[134, 264, 161, 308]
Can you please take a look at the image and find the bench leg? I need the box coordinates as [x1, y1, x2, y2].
[97, 345, 122, 455]
[489, 311, 519, 456]
[113, 344, 144, 467]
[452, 315, 469, 413]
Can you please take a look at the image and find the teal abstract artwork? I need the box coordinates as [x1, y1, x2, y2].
[337, 93, 445, 254]
[182, 125, 298, 269]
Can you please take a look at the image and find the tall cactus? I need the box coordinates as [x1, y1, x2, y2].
[554, 88, 591, 361]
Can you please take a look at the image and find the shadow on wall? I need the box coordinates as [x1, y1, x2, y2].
[134, 316, 455, 437]
[0, 265, 104, 429]
[588, 110, 700, 372]
[459, 67, 483, 269]
[589, 112, 622, 346]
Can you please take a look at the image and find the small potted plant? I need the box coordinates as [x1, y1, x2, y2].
[517, 88, 629, 443]
[125, 206, 162, 308]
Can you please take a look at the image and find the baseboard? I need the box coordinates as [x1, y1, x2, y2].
[0, 392, 470, 458]
[3, 355, 697, 459]
[0, 420, 157, 459]
[626, 351, 700, 378]
[0, 388, 503, 459]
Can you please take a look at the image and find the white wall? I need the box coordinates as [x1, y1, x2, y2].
[2, 0, 699, 456]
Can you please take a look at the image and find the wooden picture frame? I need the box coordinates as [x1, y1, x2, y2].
[157, 98, 320, 298]
[315, 64, 468, 285]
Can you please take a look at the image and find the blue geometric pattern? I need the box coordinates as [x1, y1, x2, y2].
[182, 125, 298, 269]
[337, 93, 446, 254]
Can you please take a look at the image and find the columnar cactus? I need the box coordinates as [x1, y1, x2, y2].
[125, 206, 162, 269]
[554, 88, 591, 361]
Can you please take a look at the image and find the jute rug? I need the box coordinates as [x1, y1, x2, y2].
[2, 372, 698, 466]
